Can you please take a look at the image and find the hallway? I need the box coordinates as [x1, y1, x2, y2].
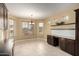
[14, 39, 71, 56]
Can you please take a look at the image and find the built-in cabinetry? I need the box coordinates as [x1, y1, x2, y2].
[59, 38, 66, 51]
[47, 35, 52, 44]
[47, 8, 76, 55]
[65, 39, 74, 55]
[47, 35, 59, 46]
[47, 35, 75, 55]
[75, 9, 79, 56]
[59, 38, 75, 55]
[47, 8, 79, 56]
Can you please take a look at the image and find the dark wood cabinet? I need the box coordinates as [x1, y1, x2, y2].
[75, 9, 79, 56]
[59, 38, 66, 51]
[47, 35, 52, 44]
[47, 35, 59, 46]
[47, 35, 75, 55]
[65, 39, 75, 55]
[59, 37, 75, 55]
[53, 36, 59, 46]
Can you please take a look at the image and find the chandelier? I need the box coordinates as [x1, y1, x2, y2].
[29, 14, 35, 25]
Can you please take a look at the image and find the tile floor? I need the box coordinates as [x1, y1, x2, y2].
[14, 39, 71, 56]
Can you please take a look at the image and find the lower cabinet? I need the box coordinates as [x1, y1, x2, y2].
[47, 35, 59, 46]
[47, 35, 52, 44]
[59, 38, 75, 55]
[65, 39, 75, 55]
[47, 35, 75, 55]
[53, 36, 59, 46]
[59, 38, 66, 51]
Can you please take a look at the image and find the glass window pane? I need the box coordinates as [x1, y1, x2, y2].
[22, 22, 28, 29]
[39, 23, 44, 27]
[39, 23, 44, 32]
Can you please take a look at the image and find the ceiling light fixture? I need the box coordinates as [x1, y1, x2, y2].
[29, 14, 35, 25]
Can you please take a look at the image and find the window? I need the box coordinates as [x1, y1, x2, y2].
[39, 23, 44, 27]
[8, 20, 15, 39]
[22, 22, 28, 29]
[22, 22, 34, 31]
[39, 23, 44, 32]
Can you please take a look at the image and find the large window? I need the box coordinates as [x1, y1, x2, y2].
[22, 21, 35, 38]
[22, 22, 28, 29]
[22, 22, 35, 31]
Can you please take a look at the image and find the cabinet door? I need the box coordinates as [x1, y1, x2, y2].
[53, 36, 59, 46]
[65, 39, 75, 55]
[59, 38, 65, 51]
[47, 35, 51, 44]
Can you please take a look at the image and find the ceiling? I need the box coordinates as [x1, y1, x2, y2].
[5, 3, 79, 19]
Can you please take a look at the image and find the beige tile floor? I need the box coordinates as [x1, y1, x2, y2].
[14, 39, 71, 56]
